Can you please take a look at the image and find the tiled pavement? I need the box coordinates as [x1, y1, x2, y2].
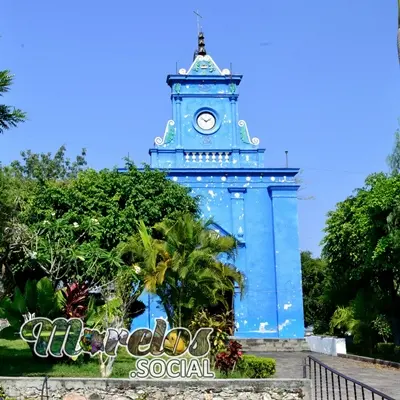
[246, 351, 400, 399]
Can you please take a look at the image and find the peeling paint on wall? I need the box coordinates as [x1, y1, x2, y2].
[278, 319, 291, 331]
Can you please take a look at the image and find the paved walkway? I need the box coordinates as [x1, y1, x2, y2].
[246, 352, 400, 399]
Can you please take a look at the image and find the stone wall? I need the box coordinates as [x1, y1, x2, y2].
[0, 377, 311, 400]
[238, 338, 310, 352]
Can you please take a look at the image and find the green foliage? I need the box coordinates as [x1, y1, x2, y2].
[6, 145, 87, 182]
[237, 355, 276, 378]
[85, 266, 142, 331]
[122, 214, 244, 327]
[376, 342, 395, 359]
[387, 124, 400, 175]
[1, 151, 199, 289]
[322, 171, 400, 346]
[0, 69, 26, 134]
[301, 251, 331, 333]
[372, 315, 392, 343]
[188, 310, 233, 359]
[0, 277, 63, 330]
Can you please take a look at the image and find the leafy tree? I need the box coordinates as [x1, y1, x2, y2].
[322, 172, 400, 345]
[0, 70, 26, 134]
[121, 214, 245, 327]
[300, 251, 331, 333]
[6, 145, 87, 182]
[386, 123, 400, 175]
[1, 151, 199, 289]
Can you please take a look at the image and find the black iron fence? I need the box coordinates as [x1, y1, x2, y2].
[303, 355, 396, 400]
[41, 376, 49, 400]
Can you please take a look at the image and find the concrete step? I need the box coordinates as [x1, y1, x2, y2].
[235, 338, 310, 352]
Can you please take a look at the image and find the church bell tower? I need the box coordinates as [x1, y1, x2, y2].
[135, 32, 306, 340]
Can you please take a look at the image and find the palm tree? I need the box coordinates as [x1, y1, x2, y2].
[0, 70, 26, 134]
[120, 214, 245, 328]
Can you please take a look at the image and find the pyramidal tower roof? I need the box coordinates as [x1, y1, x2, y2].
[177, 31, 232, 77]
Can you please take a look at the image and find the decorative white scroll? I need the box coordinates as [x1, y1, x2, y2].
[238, 120, 260, 146]
[154, 120, 175, 146]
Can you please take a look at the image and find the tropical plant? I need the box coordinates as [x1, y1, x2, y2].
[121, 214, 245, 328]
[329, 291, 380, 353]
[215, 340, 243, 375]
[62, 281, 90, 319]
[188, 309, 234, 359]
[0, 277, 63, 330]
[0, 69, 26, 134]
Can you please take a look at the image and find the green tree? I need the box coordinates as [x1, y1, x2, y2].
[6, 145, 87, 181]
[121, 214, 245, 327]
[386, 123, 400, 174]
[0, 70, 26, 134]
[322, 172, 400, 345]
[1, 152, 199, 289]
[0, 146, 89, 295]
[300, 251, 331, 333]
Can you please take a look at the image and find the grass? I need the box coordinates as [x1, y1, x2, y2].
[0, 334, 266, 379]
[0, 336, 135, 378]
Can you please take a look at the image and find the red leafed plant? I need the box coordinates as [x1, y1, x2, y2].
[62, 282, 89, 319]
[215, 340, 243, 375]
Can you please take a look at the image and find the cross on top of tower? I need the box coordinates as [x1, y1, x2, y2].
[193, 11, 207, 60]
[193, 10, 202, 35]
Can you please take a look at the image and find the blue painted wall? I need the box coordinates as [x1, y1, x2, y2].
[132, 51, 305, 339]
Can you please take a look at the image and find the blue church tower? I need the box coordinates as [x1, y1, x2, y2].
[133, 33, 305, 339]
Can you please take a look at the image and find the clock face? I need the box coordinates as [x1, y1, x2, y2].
[197, 112, 216, 131]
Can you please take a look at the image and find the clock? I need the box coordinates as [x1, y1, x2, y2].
[197, 112, 216, 131]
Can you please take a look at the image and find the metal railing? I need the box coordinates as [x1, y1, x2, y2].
[41, 376, 49, 400]
[303, 356, 396, 400]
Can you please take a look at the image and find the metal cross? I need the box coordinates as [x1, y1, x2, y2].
[193, 10, 202, 35]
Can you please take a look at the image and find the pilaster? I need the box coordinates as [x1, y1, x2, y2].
[228, 187, 246, 243]
[230, 98, 237, 149]
[175, 96, 182, 148]
[268, 185, 305, 339]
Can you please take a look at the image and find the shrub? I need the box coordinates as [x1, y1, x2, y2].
[376, 342, 395, 359]
[215, 340, 243, 375]
[237, 355, 276, 378]
[188, 310, 234, 359]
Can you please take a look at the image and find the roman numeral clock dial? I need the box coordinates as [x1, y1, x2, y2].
[196, 112, 216, 132]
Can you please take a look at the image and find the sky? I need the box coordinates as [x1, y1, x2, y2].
[1, 1, 399, 257]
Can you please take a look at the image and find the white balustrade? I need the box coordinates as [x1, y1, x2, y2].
[184, 152, 231, 164]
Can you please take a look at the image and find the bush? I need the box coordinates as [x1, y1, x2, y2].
[376, 342, 395, 359]
[188, 310, 234, 360]
[237, 355, 276, 378]
[215, 340, 243, 375]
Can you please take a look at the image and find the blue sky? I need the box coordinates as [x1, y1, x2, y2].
[1, 1, 399, 256]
